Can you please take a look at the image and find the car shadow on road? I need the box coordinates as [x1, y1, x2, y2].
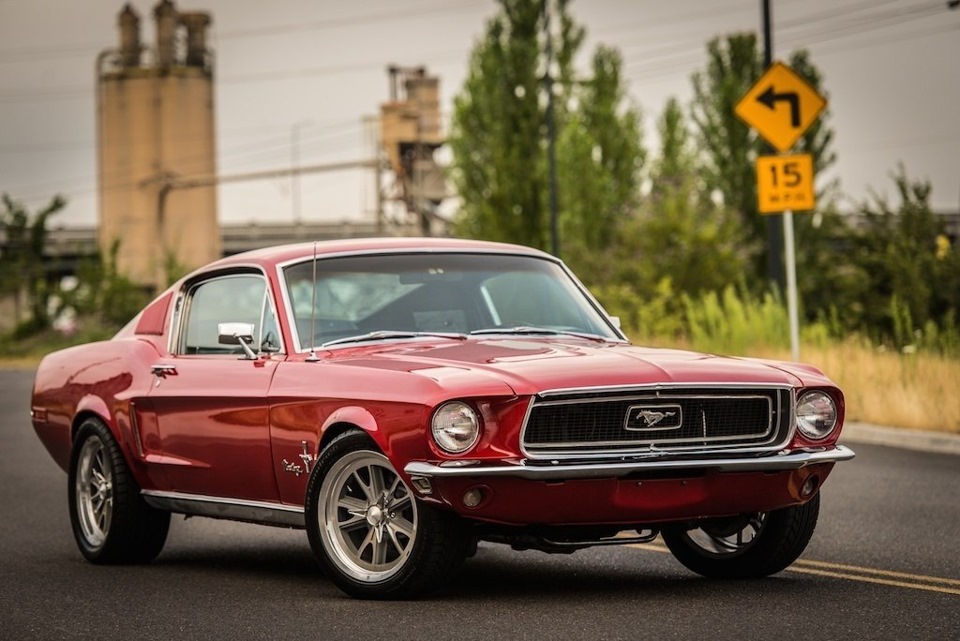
[146, 534, 816, 602]
[440, 543, 815, 601]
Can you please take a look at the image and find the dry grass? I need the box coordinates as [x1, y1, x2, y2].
[716, 340, 960, 434]
[7, 330, 958, 434]
[0, 356, 41, 369]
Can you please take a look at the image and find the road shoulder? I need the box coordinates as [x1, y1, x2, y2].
[842, 422, 960, 457]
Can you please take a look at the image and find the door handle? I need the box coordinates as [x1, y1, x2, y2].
[150, 364, 177, 378]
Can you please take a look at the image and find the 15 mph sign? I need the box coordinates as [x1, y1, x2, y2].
[735, 61, 826, 153]
[756, 154, 814, 214]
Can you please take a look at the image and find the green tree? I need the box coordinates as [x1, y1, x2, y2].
[689, 35, 838, 288]
[449, 0, 644, 265]
[852, 168, 960, 348]
[0, 193, 65, 333]
[449, 0, 574, 249]
[557, 45, 645, 280]
[62, 240, 152, 330]
[690, 34, 762, 246]
[636, 97, 749, 296]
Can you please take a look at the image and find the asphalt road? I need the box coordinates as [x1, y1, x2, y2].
[2, 368, 957, 640]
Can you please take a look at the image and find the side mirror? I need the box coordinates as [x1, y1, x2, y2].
[609, 316, 622, 330]
[218, 322, 257, 360]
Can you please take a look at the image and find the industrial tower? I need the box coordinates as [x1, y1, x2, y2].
[97, 0, 219, 290]
[379, 66, 449, 236]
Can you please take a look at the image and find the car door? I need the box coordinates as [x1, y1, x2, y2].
[147, 269, 284, 502]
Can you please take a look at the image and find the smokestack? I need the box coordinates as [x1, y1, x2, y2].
[118, 3, 141, 68]
[154, 0, 178, 67]
[179, 12, 211, 68]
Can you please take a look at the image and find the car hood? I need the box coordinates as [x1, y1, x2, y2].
[329, 338, 828, 396]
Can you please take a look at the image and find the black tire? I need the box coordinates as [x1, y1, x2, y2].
[305, 430, 470, 600]
[661, 493, 820, 579]
[68, 418, 170, 564]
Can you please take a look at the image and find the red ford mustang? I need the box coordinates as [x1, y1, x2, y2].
[31, 237, 854, 599]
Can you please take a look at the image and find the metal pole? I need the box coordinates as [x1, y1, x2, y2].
[291, 120, 310, 225]
[783, 210, 800, 361]
[762, 0, 783, 291]
[761, 0, 798, 359]
[543, 0, 559, 257]
[161, 158, 378, 191]
[762, 0, 772, 68]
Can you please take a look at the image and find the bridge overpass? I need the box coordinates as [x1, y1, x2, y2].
[22, 210, 960, 279]
[38, 220, 423, 277]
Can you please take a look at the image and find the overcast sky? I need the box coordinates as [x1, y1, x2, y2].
[1, 0, 958, 229]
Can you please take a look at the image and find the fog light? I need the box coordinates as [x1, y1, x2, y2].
[462, 487, 485, 508]
[801, 475, 819, 498]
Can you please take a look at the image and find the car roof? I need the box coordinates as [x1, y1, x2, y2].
[200, 237, 556, 272]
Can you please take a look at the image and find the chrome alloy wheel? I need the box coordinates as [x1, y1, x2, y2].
[319, 450, 418, 583]
[683, 512, 768, 557]
[75, 436, 114, 548]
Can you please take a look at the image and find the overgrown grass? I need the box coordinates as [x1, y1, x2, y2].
[4, 293, 958, 434]
[615, 286, 960, 434]
[0, 317, 117, 362]
[798, 341, 960, 433]
[665, 337, 960, 434]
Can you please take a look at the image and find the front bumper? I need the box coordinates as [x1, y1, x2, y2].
[403, 446, 854, 526]
[404, 445, 855, 481]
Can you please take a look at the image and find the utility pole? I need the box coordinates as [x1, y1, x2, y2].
[543, 0, 559, 257]
[291, 120, 311, 225]
[760, 0, 799, 361]
[762, 0, 784, 292]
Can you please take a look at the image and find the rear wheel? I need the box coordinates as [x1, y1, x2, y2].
[661, 493, 820, 579]
[68, 418, 170, 564]
[306, 430, 469, 599]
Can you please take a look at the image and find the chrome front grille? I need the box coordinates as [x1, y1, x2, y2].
[521, 386, 792, 458]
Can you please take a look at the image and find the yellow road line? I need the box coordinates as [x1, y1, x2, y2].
[788, 566, 960, 596]
[629, 542, 960, 596]
[793, 558, 960, 587]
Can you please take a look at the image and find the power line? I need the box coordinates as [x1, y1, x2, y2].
[0, 0, 488, 63]
[217, 0, 488, 40]
[620, 2, 954, 85]
[8, 119, 368, 202]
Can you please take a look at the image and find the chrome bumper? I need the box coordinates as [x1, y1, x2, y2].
[404, 445, 855, 481]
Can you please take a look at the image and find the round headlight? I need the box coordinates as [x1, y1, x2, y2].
[432, 402, 481, 454]
[796, 391, 838, 440]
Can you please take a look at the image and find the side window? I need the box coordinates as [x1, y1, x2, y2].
[178, 274, 280, 355]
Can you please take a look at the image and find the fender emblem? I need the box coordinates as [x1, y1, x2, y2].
[283, 441, 316, 477]
[282, 460, 304, 476]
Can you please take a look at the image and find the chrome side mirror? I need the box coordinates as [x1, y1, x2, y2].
[218, 322, 257, 360]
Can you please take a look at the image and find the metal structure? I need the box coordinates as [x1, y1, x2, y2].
[97, 1, 219, 291]
[378, 66, 450, 236]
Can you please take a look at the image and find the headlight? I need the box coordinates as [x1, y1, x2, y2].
[432, 401, 481, 454]
[796, 391, 838, 440]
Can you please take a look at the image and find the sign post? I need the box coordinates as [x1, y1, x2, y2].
[736, 61, 826, 361]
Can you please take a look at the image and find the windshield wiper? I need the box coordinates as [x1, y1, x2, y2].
[320, 330, 468, 348]
[469, 326, 610, 343]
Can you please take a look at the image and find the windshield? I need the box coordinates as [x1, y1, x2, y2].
[282, 252, 621, 351]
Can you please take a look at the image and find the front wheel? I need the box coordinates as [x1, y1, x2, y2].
[305, 430, 469, 599]
[661, 493, 820, 579]
[68, 418, 170, 564]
